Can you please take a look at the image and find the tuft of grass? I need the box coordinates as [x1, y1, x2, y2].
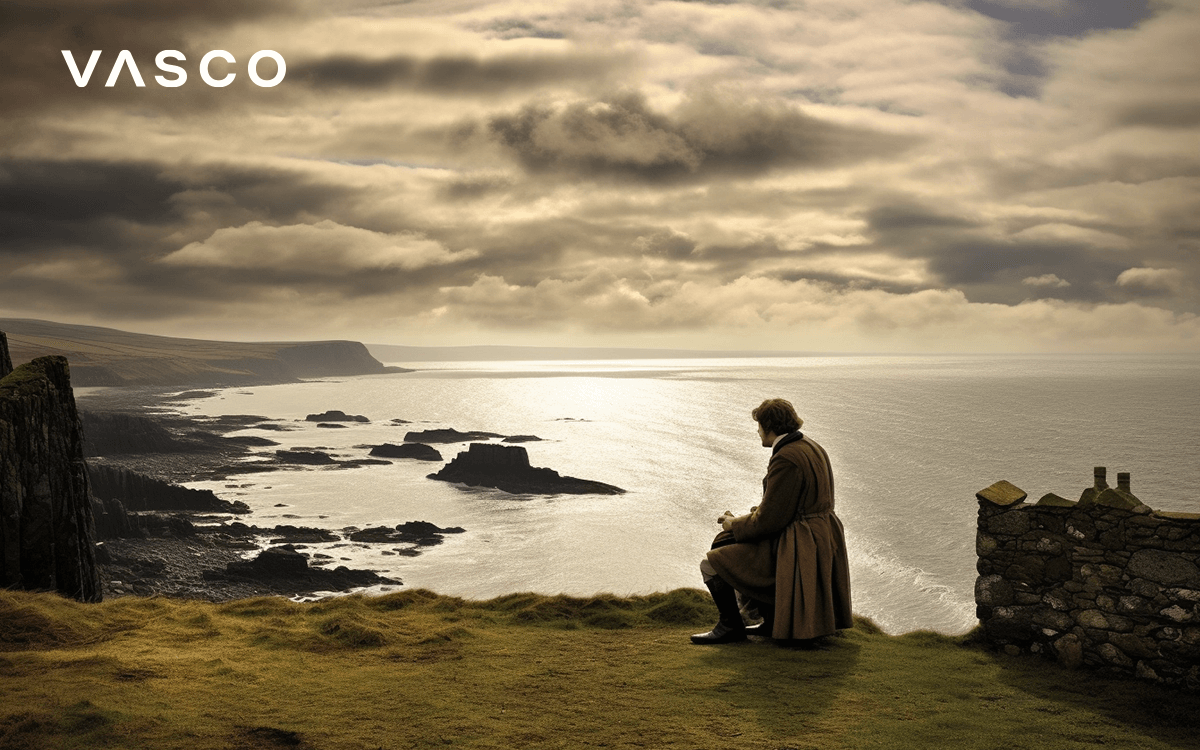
[3, 588, 1200, 750]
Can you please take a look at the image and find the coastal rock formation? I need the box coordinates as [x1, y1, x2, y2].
[368, 443, 442, 461]
[206, 545, 400, 591]
[348, 521, 465, 546]
[1, 318, 409, 387]
[0, 344, 102, 602]
[87, 463, 250, 515]
[81, 411, 193, 456]
[975, 467, 1200, 690]
[0, 332, 11, 377]
[502, 435, 543, 443]
[306, 410, 369, 423]
[428, 443, 625, 495]
[276, 450, 336, 465]
[404, 428, 505, 444]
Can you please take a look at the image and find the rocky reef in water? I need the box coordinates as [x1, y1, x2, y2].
[0, 333, 102, 601]
[405, 428, 505, 444]
[428, 443, 625, 495]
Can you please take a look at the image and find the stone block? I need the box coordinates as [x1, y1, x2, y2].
[1135, 661, 1159, 681]
[976, 574, 1014, 607]
[1129, 578, 1160, 598]
[1129, 549, 1200, 587]
[1118, 596, 1151, 615]
[988, 511, 1031, 536]
[1154, 511, 1200, 521]
[1035, 537, 1063, 554]
[1159, 605, 1192, 623]
[1077, 610, 1110, 629]
[1109, 633, 1158, 660]
[1043, 588, 1073, 611]
[1036, 493, 1075, 508]
[1045, 555, 1072, 582]
[977, 480, 1027, 507]
[1098, 643, 1134, 668]
[976, 533, 998, 556]
[1034, 609, 1074, 632]
[1166, 588, 1200, 603]
[1053, 634, 1083, 669]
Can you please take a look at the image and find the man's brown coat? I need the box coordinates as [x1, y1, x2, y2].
[706, 432, 853, 640]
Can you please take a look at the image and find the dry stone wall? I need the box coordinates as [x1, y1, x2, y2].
[0, 331, 101, 602]
[975, 469, 1200, 689]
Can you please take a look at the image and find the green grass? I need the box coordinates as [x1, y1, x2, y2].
[2, 589, 1197, 749]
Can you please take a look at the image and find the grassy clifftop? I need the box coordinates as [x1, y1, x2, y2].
[0, 318, 397, 387]
[2, 589, 1197, 750]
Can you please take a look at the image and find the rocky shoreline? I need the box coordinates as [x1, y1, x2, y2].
[74, 388, 456, 602]
[74, 385, 623, 603]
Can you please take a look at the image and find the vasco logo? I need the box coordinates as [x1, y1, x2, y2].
[62, 50, 286, 88]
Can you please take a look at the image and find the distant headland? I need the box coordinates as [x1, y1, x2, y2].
[0, 318, 408, 387]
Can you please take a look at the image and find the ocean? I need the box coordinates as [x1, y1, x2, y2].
[167, 354, 1200, 635]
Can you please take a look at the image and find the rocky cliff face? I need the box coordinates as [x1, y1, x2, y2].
[0, 336, 102, 602]
[0, 331, 12, 378]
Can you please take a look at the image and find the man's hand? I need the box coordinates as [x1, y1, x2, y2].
[719, 511, 735, 531]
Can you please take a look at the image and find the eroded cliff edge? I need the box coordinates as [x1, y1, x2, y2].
[0, 334, 102, 602]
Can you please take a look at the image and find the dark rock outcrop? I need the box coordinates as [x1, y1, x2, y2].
[275, 450, 336, 465]
[90, 497, 196, 541]
[428, 443, 625, 495]
[215, 522, 340, 544]
[81, 411, 193, 456]
[347, 521, 465, 546]
[502, 435, 543, 443]
[0, 348, 102, 601]
[87, 463, 250, 514]
[306, 410, 368, 423]
[206, 544, 400, 590]
[404, 428, 504, 444]
[368, 443, 442, 461]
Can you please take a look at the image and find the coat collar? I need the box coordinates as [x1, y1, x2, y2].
[771, 430, 804, 456]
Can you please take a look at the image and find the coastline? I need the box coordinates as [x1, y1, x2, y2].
[78, 385, 436, 602]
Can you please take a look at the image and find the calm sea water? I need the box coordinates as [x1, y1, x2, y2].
[168, 354, 1200, 634]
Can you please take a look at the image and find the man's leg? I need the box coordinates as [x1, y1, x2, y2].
[691, 559, 747, 644]
[744, 598, 774, 637]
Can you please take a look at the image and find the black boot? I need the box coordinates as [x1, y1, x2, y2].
[690, 576, 747, 644]
[744, 598, 774, 637]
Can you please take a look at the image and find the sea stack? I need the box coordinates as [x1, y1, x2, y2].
[428, 443, 625, 495]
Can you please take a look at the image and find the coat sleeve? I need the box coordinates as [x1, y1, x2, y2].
[729, 455, 801, 543]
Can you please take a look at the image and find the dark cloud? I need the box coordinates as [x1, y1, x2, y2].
[1113, 101, 1200, 130]
[0, 158, 190, 254]
[864, 204, 980, 232]
[926, 239, 1128, 303]
[963, 0, 1153, 37]
[0, 157, 368, 266]
[290, 51, 622, 94]
[637, 230, 697, 260]
[487, 92, 916, 182]
[470, 18, 566, 40]
[438, 174, 515, 200]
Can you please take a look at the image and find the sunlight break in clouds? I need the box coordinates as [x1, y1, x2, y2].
[0, 0, 1197, 351]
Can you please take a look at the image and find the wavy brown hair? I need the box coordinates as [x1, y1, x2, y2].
[751, 398, 802, 436]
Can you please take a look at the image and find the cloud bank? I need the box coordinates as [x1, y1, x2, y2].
[1, 0, 1197, 351]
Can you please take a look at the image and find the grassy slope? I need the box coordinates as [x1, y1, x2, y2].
[2, 589, 1197, 750]
[0, 318, 386, 386]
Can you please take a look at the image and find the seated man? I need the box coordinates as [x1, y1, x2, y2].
[692, 398, 853, 644]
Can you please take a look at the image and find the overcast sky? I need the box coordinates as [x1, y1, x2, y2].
[1, 0, 1197, 351]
